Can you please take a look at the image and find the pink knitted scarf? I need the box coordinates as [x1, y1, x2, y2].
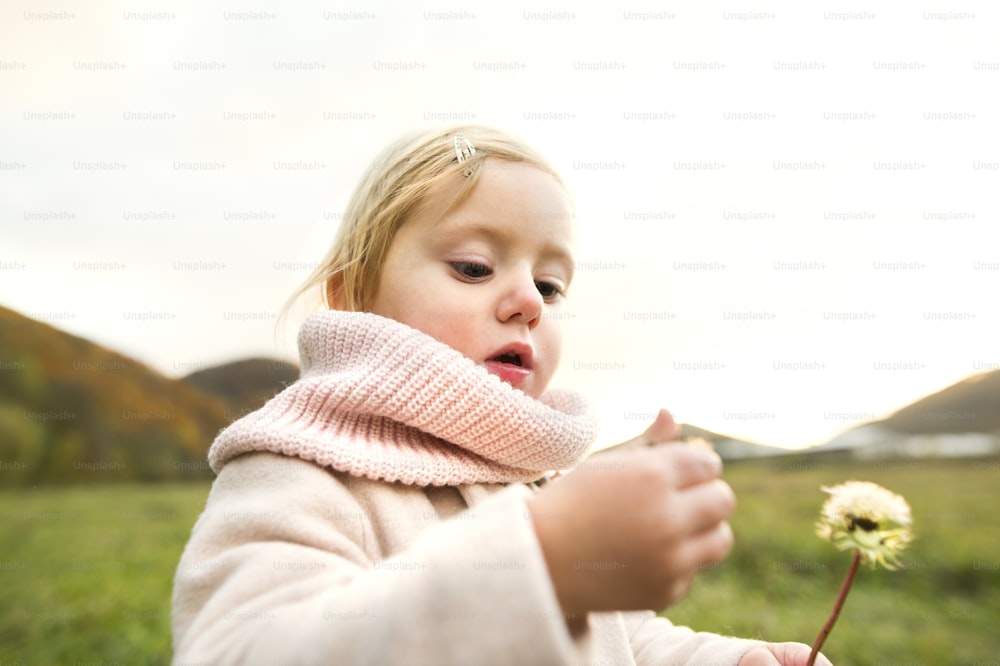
[208, 310, 599, 486]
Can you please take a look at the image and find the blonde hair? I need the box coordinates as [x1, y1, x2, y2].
[286, 125, 567, 315]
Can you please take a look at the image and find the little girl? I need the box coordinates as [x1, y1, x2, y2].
[172, 126, 828, 665]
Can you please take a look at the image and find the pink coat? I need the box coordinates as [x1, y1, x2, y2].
[171, 311, 763, 664]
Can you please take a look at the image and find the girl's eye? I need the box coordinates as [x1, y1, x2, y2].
[452, 262, 492, 280]
[535, 281, 563, 300]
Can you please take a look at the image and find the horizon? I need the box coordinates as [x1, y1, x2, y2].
[4, 301, 993, 452]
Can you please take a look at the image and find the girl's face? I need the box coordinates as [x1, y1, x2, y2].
[369, 158, 575, 398]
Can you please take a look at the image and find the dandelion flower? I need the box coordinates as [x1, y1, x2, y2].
[807, 480, 914, 666]
[816, 480, 913, 569]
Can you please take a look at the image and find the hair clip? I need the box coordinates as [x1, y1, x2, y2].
[453, 133, 477, 176]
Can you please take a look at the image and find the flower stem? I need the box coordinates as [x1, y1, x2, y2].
[807, 550, 862, 666]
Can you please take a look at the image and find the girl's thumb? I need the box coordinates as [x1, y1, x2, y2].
[640, 408, 681, 446]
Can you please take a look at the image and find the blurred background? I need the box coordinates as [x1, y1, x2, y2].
[1, 1, 998, 663]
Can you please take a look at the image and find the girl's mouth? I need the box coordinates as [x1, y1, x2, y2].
[491, 352, 523, 367]
[485, 346, 533, 386]
[485, 358, 531, 385]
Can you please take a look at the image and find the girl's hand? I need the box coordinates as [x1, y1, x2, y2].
[740, 643, 833, 666]
[527, 410, 735, 615]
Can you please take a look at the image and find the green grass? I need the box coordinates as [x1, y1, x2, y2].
[668, 456, 1000, 665]
[0, 483, 210, 665]
[1, 457, 998, 664]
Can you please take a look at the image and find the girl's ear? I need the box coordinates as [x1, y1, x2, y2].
[325, 273, 348, 310]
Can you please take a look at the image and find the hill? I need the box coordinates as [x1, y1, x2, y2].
[185, 358, 299, 418]
[813, 369, 1000, 460]
[679, 423, 788, 460]
[687, 370, 1000, 461]
[883, 369, 1000, 434]
[0, 306, 295, 485]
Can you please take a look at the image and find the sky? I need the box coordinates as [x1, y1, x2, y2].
[2, 1, 998, 450]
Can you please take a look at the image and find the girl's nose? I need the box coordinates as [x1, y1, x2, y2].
[496, 270, 543, 329]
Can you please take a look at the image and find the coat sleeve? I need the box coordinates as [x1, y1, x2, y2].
[620, 610, 765, 665]
[171, 452, 581, 665]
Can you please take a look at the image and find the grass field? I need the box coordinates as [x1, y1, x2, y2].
[669, 455, 1000, 665]
[1, 456, 997, 664]
[0, 483, 209, 665]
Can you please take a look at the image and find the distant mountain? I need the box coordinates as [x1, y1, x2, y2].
[0, 306, 227, 483]
[689, 370, 1000, 461]
[185, 358, 299, 419]
[883, 370, 1000, 434]
[680, 423, 788, 460]
[822, 425, 998, 460]
[813, 370, 1000, 460]
[0, 306, 298, 485]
